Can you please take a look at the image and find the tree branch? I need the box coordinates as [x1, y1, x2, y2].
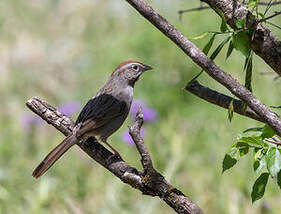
[185, 80, 265, 122]
[124, 0, 281, 136]
[26, 97, 204, 214]
[200, 0, 281, 76]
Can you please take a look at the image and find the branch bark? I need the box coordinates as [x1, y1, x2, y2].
[185, 80, 265, 122]
[124, 0, 281, 137]
[201, 0, 281, 76]
[26, 97, 204, 214]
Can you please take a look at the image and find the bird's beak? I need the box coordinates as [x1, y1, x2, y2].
[143, 64, 153, 71]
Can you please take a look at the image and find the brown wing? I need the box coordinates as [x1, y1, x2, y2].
[75, 94, 127, 136]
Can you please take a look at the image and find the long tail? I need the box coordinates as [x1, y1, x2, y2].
[32, 134, 78, 178]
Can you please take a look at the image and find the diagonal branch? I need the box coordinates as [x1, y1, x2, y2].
[125, 0, 281, 136]
[185, 80, 265, 122]
[200, 0, 281, 76]
[26, 97, 204, 214]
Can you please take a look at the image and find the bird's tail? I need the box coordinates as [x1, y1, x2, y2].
[32, 133, 78, 178]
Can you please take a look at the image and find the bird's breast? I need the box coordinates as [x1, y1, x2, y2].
[116, 86, 133, 107]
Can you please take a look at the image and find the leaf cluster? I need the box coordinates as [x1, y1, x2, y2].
[222, 124, 281, 202]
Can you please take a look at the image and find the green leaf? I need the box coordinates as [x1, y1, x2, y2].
[243, 127, 263, 133]
[220, 17, 228, 33]
[232, 142, 249, 157]
[226, 40, 234, 60]
[270, 105, 281, 109]
[251, 173, 269, 203]
[235, 19, 245, 29]
[214, 8, 226, 22]
[228, 99, 234, 122]
[248, 0, 259, 7]
[189, 32, 209, 40]
[244, 52, 253, 92]
[253, 158, 266, 174]
[232, 31, 251, 57]
[210, 36, 231, 61]
[258, 13, 265, 19]
[266, 147, 281, 177]
[253, 148, 267, 173]
[222, 154, 237, 173]
[254, 148, 263, 160]
[238, 136, 264, 147]
[203, 34, 216, 55]
[261, 124, 276, 139]
[239, 144, 249, 156]
[277, 171, 281, 190]
[247, 28, 255, 37]
[186, 71, 204, 87]
[229, 147, 240, 159]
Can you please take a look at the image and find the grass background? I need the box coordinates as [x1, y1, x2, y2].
[0, 0, 280, 213]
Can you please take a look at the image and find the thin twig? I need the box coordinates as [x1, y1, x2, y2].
[266, 21, 281, 30]
[178, 6, 210, 15]
[26, 97, 204, 214]
[185, 80, 265, 122]
[178, 1, 281, 16]
[259, 11, 281, 22]
[264, 0, 274, 16]
[259, 0, 281, 5]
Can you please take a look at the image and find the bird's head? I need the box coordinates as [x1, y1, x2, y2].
[111, 61, 152, 87]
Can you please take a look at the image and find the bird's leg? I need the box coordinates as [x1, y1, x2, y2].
[102, 140, 123, 160]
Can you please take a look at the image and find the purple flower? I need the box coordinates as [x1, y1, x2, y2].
[121, 128, 146, 146]
[57, 101, 80, 117]
[21, 113, 43, 131]
[130, 99, 157, 122]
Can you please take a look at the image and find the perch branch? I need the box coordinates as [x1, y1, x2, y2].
[26, 97, 204, 214]
[125, 0, 281, 136]
[200, 0, 281, 76]
[185, 80, 265, 122]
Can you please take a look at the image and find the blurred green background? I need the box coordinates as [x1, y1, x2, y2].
[0, 0, 280, 213]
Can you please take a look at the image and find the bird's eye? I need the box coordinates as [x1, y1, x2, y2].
[132, 65, 139, 71]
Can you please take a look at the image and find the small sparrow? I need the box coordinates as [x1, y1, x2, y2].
[32, 61, 152, 178]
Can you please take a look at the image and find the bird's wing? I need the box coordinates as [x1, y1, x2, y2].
[75, 94, 127, 136]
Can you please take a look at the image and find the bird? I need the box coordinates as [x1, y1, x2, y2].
[32, 61, 152, 178]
